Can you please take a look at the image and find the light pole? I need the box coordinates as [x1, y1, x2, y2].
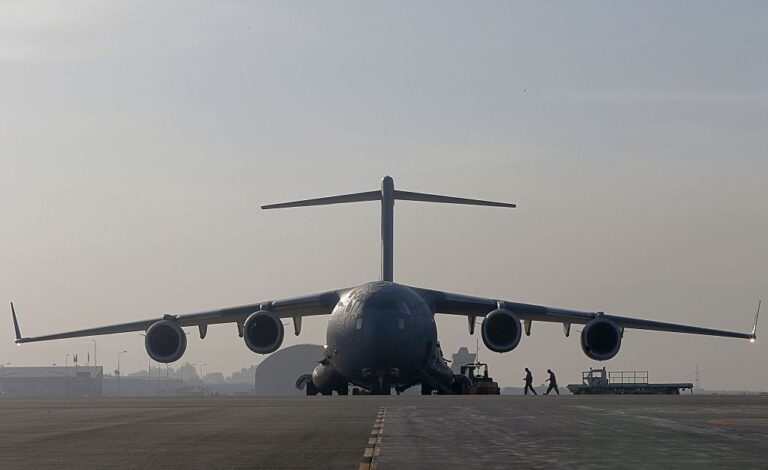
[199, 363, 207, 384]
[65, 354, 70, 367]
[185, 363, 197, 384]
[117, 350, 127, 395]
[92, 339, 97, 367]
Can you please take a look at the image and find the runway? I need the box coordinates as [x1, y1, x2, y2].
[0, 395, 766, 469]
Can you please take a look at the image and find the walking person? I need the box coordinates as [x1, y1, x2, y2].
[523, 367, 537, 395]
[544, 369, 560, 395]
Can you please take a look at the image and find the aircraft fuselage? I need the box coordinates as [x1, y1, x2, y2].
[325, 282, 440, 393]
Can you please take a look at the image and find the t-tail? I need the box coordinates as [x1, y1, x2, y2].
[261, 176, 516, 282]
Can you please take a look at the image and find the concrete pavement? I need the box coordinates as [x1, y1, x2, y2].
[0, 395, 766, 469]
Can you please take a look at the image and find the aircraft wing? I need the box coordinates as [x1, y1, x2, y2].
[11, 289, 347, 344]
[415, 287, 759, 340]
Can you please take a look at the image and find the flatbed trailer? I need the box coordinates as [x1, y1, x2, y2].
[567, 369, 693, 395]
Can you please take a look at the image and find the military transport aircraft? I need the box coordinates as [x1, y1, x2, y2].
[11, 176, 761, 395]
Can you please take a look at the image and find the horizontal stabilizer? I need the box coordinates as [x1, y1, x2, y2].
[259, 176, 516, 282]
[394, 190, 516, 208]
[261, 191, 380, 210]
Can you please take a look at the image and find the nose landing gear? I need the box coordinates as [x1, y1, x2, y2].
[362, 368, 400, 395]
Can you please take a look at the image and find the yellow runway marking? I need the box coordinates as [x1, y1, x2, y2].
[360, 406, 387, 470]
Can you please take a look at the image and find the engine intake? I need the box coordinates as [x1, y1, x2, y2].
[580, 317, 622, 360]
[145, 320, 187, 363]
[244, 310, 284, 354]
[481, 309, 522, 353]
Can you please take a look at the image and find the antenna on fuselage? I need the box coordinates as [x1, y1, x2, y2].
[261, 176, 516, 282]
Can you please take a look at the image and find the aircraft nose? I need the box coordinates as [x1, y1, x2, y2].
[359, 304, 402, 335]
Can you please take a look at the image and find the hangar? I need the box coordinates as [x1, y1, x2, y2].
[0, 366, 102, 398]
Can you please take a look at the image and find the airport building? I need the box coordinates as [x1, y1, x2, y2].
[254, 343, 324, 395]
[0, 366, 103, 398]
[450, 347, 476, 374]
[0, 367, 185, 398]
[102, 375, 183, 397]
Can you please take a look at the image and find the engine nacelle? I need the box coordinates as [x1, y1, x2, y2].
[244, 310, 284, 354]
[580, 317, 622, 361]
[481, 309, 522, 353]
[145, 320, 187, 363]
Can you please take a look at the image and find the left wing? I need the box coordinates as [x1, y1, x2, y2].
[414, 287, 759, 340]
[12, 289, 348, 344]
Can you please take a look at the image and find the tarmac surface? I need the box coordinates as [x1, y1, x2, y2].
[0, 395, 767, 469]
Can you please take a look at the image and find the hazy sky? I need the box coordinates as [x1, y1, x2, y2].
[1, 1, 766, 390]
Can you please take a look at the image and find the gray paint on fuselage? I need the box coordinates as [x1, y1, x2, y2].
[326, 282, 437, 389]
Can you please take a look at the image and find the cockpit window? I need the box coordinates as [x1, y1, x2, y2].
[356, 318, 364, 330]
[399, 301, 412, 316]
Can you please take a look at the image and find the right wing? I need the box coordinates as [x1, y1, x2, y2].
[413, 287, 759, 340]
[12, 288, 349, 344]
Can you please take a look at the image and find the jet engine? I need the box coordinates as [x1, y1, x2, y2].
[145, 320, 187, 363]
[481, 309, 522, 353]
[244, 310, 284, 354]
[580, 317, 622, 360]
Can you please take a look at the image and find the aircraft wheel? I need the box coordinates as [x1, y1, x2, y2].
[451, 375, 472, 395]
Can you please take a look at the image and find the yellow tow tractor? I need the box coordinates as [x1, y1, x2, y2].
[455, 362, 500, 395]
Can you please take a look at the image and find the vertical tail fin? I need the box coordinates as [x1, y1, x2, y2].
[261, 176, 516, 282]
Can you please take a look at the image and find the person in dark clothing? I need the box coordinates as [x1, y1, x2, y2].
[524, 367, 537, 395]
[544, 369, 559, 395]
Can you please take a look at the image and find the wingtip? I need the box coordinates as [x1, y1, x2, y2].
[10, 302, 22, 342]
[751, 298, 761, 338]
